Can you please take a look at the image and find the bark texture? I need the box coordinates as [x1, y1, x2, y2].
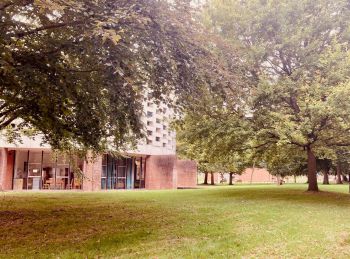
[203, 172, 208, 185]
[323, 170, 329, 185]
[229, 173, 234, 185]
[336, 163, 343, 184]
[210, 172, 215, 185]
[307, 147, 318, 191]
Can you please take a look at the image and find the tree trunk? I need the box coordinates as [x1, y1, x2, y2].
[250, 161, 256, 184]
[276, 174, 281, 185]
[336, 163, 343, 184]
[307, 146, 318, 191]
[203, 172, 208, 185]
[343, 174, 348, 182]
[323, 169, 329, 185]
[229, 172, 234, 185]
[294, 175, 297, 183]
[210, 172, 215, 185]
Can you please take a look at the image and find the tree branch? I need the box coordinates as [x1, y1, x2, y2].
[0, 114, 19, 129]
[0, 0, 33, 11]
[15, 21, 85, 38]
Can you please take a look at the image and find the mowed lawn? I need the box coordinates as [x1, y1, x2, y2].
[1, 184, 350, 258]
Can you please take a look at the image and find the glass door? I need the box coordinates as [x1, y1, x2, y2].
[42, 152, 55, 190]
[101, 154, 107, 189]
[134, 157, 145, 189]
[56, 154, 70, 190]
[27, 151, 42, 190]
[107, 156, 116, 189]
[116, 159, 127, 189]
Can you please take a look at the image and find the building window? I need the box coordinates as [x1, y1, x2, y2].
[13, 150, 82, 191]
[156, 118, 161, 123]
[163, 125, 167, 130]
[163, 134, 166, 138]
[147, 121, 153, 126]
[147, 130, 153, 136]
[156, 108, 162, 114]
[101, 156, 129, 190]
[156, 128, 161, 133]
[163, 143, 166, 147]
[147, 111, 153, 117]
[147, 139, 153, 145]
[147, 102, 153, 107]
[156, 137, 160, 142]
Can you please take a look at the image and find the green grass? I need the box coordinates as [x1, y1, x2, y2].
[1, 184, 350, 258]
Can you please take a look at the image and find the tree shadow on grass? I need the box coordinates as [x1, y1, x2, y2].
[0, 197, 177, 258]
[200, 185, 350, 207]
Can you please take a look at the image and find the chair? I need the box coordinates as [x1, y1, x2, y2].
[55, 179, 64, 189]
[45, 178, 54, 189]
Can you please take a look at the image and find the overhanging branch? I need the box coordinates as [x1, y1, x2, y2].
[0, 0, 33, 11]
[15, 21, 85, 38]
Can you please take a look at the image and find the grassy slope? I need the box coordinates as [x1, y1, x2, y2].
[1, 184, 350, 258]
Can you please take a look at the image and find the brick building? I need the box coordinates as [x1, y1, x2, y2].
[235, 168, 276, 183]
[208, 168, 277, 184]
[0, 101, 197, 191]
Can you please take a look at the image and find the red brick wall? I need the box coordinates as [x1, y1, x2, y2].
[236, 168, 275, 183]
[176, 160, 197, 188]
[145, 155, 177, 189]
[0, 148, 5, 190]
[82, 154, 102, 191]
[5, 150, 14, 190]
[0, 149, 14, 191]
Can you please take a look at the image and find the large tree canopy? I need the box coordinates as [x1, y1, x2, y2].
[0, 0, 231, 152]
[175, 0, 350, 191]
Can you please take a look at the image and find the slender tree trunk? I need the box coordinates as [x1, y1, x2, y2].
[294, 175, 297, 183]
[336, 163, 343, 184]
[307, 146, 318, 191]
[276, 174, 281, 185]
[229, 172, 234, 185]
[250, 161, 256, 184]
[210, 172, 215, 185]
[203, 172, 208, 185]
[323, 169, 329, 185]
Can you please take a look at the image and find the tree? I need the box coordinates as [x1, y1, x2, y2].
[0, 0, 226, 153]
[317, 159, 332, 185]
[333, 149, 350, 184]
[204, 0, 350, 191]
[175, 90, 253, 185]
[259, 145, 307, 184]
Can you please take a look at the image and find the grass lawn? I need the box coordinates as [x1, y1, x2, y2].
[1, 184, 350, 258]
